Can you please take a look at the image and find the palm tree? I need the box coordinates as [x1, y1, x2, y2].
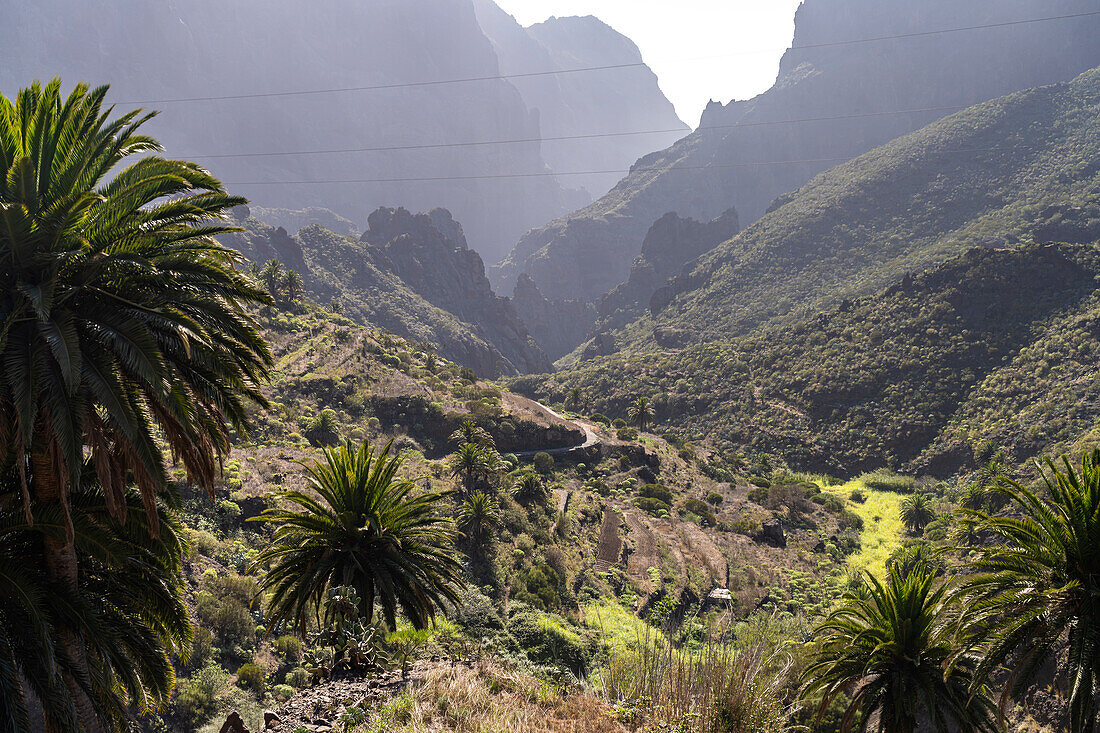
[627, 396, 655, 432]
[0, 79, 271, 729]
[900, 494, 935, 534]
[260, 259, 284, 298]
[0, 473, 189, 732]
[958, 449, 1100, 733]
[284, 269, 304, 302]
[512, 472, 549, 507]
[566, 387, 584, 411]
[449, 441, 499, 495]
[252, 439, 464, 633]
[450, 418, 495, 450]
[457, 491, 501, 551]
[800, 563, 997, 733]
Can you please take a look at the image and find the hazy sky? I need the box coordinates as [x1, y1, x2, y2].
[493, 0, 804, 125]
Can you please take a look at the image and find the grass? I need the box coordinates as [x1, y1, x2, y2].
[583, 600, 665, 655]
[824, 479, 905, 578]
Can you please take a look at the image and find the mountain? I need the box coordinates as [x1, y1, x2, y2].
[494, 0, 1100, 301]
[512, 67, 1100, 474]
[220, 209, 545, 377]
[0, 0, 674, 264]
[473, 3, 689, 198]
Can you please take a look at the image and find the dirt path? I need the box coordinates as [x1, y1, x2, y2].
[509, 399, 601, 457]
[596, 508, 623, 571]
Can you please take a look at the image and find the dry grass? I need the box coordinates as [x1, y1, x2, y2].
[369, 660, 627, 733]
[595, 636, 793, 733]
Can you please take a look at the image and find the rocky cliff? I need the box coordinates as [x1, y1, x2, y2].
[595, 208, 740, 333]
[473, 3, 688, 199]
[511, 274, 597, 363]
[220, 213, 535, 378]
[494, 0, 1100, 301]
[360, 207, 551, 374]
[0, 0, 602, 263]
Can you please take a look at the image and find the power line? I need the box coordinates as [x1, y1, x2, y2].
[223, 147, 1018, 186]
[120, 11, 1100, 106]
[185, 105, 966, 160]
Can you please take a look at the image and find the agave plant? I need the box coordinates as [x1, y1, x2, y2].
[252, 439, 464, 632]
[958, 449, 1100, 733]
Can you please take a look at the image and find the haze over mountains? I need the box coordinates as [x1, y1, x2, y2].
[0, 0, 683, 264]
[495, 0, 1100, 303]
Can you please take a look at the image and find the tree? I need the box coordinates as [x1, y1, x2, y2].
[566, 387, 584, 411]
[252, 439, 464, 633]
[457, 491, 501, 551]
[0, 474, 190, 732]
[450, 418, 495, 450]
[307, 408, 340, 447]
[284, 269, 304, 302]
[512, 472, 549, 507]
[260, 259, 285, 298]
[627, 396, 655, 432]
[0, 79, 271, 730]
[800, 563, 997, 733]
[900, 493, 935, 534]
[449, 442, 499, 495]
[958, 449, 1100, 733]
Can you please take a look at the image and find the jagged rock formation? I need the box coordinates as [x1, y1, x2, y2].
[596, 208, 740, 332]
[0, 0, 611, 262]
[360, 207, 551, 374]
[473, 3, 688, 198]
[220, 212, 535, 378]
[494, 0, 1100, 300]
[250, 206, 361, 238]
[511, 274, 597, 362]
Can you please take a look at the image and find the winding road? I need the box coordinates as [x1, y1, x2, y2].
[511, 400, 601, 458]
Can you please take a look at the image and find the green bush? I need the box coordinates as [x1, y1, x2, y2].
[635, 497, 671, 517]
[274, 635, 303, 665]
[748, 486, 769, 504]
[705, 492, 723, 506]
[236, 663, 267, 695]
[285, 667, 312, 689]
[533, 452, 554, 474]
[612, 418, 627, 429]
[849, 489, 867, 503]
[508, 610, 591, 676]
[749, 476, 771, 488]
[639, 483, 673, 505]
[616, 426, 639, 441]
[860, 470, 919, 493]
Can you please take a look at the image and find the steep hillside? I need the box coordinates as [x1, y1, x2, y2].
[220, 213, 532, 377]
[516, 242, 1100, 477]
[0, 0, 601, 262]
[495, 0, 1100, 300]
[645, 67, 1100, 343]
[473, 3, 689, 198]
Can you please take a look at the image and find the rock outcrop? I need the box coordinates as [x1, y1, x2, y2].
[494, 0, 1100, 300]
[511, 274, 597, 362]
[596, 208, 739, 332]
[361, 207, 551, 374]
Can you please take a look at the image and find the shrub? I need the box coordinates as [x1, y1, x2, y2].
[639, 484, 673, 505]
[533, 452, 555, 474]
[612, 418, 627, 429]
[617, 427, 639, 441]
[285, 667, 312, 689]
[677, 447, 696, 462]
[749, 476, 771, 488]
[236, 663, 267, 695]
[635, 497, 671, 517]
[681, 498, 717, 527]
[590, 413, 610, 425]
[748, 487, 769, 504]
[272, 684, 295, 701]
[274, 635, 303, 665]
[860, 470, 919, 493]
[849, 489, 867, 503]
[509, 610, 591, 675]
[705, 493, 723, 506]
[838, 509, 864, 531]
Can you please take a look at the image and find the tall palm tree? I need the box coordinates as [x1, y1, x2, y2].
[284, 269, 304, 302]
[0, 473, 189, 733]
[800, 563, 998, 733]
[260, 259, 284, 298]
[449, 441, 499, 495]
[511, 472, 549, 507]
[958, 449, 1100, 733]
[900, 494, 935, 534]
[566, 387, 584, 411]
[449, 418, 495, 450]
[252, 439, 464, 633]
[457, 491, 501, 551]
[627, 396, 655, 432]
[0, 79, 271, 729]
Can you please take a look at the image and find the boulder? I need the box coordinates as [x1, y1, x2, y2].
[754, 518, 786, 548]
[219, 711, 249, 733]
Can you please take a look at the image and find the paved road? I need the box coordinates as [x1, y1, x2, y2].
[513, 401, 601, 457]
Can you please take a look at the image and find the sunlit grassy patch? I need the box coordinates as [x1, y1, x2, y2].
[824, 479, 905, 578]
[583, 600, 665, 655]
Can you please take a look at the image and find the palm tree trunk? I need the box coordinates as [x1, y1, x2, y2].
[31, 454, 104, 733]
